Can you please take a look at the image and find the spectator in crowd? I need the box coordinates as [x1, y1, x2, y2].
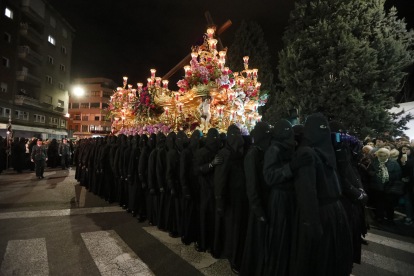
[370, 137, 386, 154]
[58, 138, 71, 170]
[31, 139, 48, 179]
[389, 149, 399, 161]
[28, 138, 37, 171]
[397, 145, 414, 225]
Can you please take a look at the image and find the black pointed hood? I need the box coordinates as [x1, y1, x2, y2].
[273, 119, 295, 157]
[127, 135, 133, 147]
[116, 135, 122, 146]
[156, 132, 166, 149]
[205, 128, 221, 153]
[292, 124, 305, 146]
[251, 122, 272, 153]
[166, 132, 176, 151]
[139, 134, 148, 150]
[132, 134, 139, 149]
[148, 133, 156, 150]
[176, 131, 189, 152]
[189, 130, 203, 152]
[226, 124, 244, 155]
[304, 113, 336, 168]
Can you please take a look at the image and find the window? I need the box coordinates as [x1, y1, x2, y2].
[60, 64, 65, 71]
[62, 28, 67, 38]
[71, 103, 79, 109]
[4, 32, 10, 42]
[81, 103, 89, 108]
[48, 55, 53, 64]
[75, 125, 79, 132]
[74, 114, 80, 120]
[94, 116, 100, 121]
[90, 91, 100, 97]
[105, 126, 111, 132]
[5, 8, 13, 19]
[46, 75, 52, 84]
[34, 114, 45, 123]
[103, 91, 112, 98]
[61, 46, 66, 54]
[49, 117, 58, 124]
[0, 107, 11, 117]
[59, 82, 64, 89]
[15, 110, 29, 120]
[90, 125, 96, 131]
[44, 95, 52, 104]
[82, 125, 88, 132]
[102, 103, 109, 109]
[2, 57, 9, 67]
[1, 82, 7, 93]
[61, 119, 66, 127]
[69, 125, 73, 130]
[90, 103, 100, 108]
[50, 17, 56, 28]
[48, 35, 55, 45]
[58, 100, 64, 107]
[82, 115, 89, 121]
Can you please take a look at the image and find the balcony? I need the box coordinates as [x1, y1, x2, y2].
[90, 130, 111, 135]
[16, 71, 41, 86]
[15, 95, 42, 108]
[20, 23, 44, 45]
[21, 1, 45, 25]
[18, 46, 43, 66]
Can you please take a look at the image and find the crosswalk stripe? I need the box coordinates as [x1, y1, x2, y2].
[361, 249, 414, 276]
[1, 238, 49, 276]
[0, 206, 123, 220]
[81, 230, 155, 276]
[365, 233, 414, 254]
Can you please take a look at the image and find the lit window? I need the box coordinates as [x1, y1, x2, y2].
[48, 35, 55, 45]
[46, 75, 52, 84]
[1, 82, 7, 92]
[60, 64, 65, 71]
[5, 8, 13, 19]
[62, 28, 67, 38]
[48, 55, 54, 64]
[58, 100, 64, 107]
[59, 82, 64, 89]
[2, 57, 9, 67]
[61, 46, 66, 54]
[90, 91, 100, 97]
[4, 32, 11, 42]
[50, 17, 56, 28]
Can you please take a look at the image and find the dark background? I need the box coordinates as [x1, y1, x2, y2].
[49, 0, 414, 90]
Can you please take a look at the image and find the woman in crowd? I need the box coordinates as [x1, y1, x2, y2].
[398, 145, 414, 225]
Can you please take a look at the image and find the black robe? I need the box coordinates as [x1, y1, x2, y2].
[214, 125, 249, 271]
[99, 136, 115, 202]
[138, 134, 153, 222]
[127, 134, 141, 215]
[115, 135, 129, 207]
[147, 134, 160, 226]
[48, 139, 59, 168]
[110, 136, 122, 201]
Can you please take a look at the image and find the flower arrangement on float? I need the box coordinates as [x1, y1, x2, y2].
[102, 27, 268, 136]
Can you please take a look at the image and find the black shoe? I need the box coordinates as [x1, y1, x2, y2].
[361, 238, 369, 246]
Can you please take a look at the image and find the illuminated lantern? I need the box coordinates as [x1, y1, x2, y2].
[175, 93, 179, 101]
[246, 70, 252, 79]
[137, 83, 143, 91]
[165, 107, 169, 115]
[243, 56, 249, 67]
[191, 52, 198, 60]
[147, 78, 152, 87]
[123, 76, 128, 87]
[256, 82, 261, 91]
[178, 102, 183, 112]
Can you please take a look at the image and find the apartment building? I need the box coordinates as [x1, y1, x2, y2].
[68, 78, 117, 138]
[0, 0, 74, 140]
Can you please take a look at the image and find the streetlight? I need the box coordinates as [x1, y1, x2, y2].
[73, 86, 84, 96]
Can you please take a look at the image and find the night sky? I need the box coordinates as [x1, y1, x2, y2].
[48, 0, 414, 90]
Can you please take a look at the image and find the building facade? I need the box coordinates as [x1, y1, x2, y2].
[0, 0, 74, 140]
[68, 78, 116, 138]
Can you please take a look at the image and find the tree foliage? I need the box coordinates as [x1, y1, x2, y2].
[274, 0, 414, 137]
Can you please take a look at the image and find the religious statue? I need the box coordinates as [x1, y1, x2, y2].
[198, 96, 211, 129]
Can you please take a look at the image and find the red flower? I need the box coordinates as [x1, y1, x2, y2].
[186, 84, 190, 88]
[193, 80, 198, 84]
[222, 71, 228, 75]
[184, 79, 189, 84]
[207, 58, 212, 62]
[252, 92, 257, 97]
[206, 65, 212, 69]
[228, 70, 233, 74]
[222, 85, 229, 90]
[179, 88, 185, 92]
[151, 105, 155, 108]
[197, 73, 201, 78]
[209, 69, 213, 73]
[146, 98, 150, 103]
[203, 79, 208, 85]
[230, 79, 234, 84]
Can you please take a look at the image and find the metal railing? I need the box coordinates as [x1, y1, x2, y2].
[20, 23, 43, 41]
[18, 46, 43, 63]
[16, 71, 41, 83]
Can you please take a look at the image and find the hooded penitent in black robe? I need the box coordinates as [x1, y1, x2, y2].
[290, 113, 352, 276]
[12, 138, 24, 173]
[115, 135, 130, 208]
[261, 120, 297, 276]
[180, 130, 203, 245]
[110, 136, 122, 201]
[240, 122, 272, 276]
[144, 134, 159, 225]
[48, 139, 59, 168]
[166, 131, 188, 238]
[87, 139, 98, 191]
[0, 137, 6, 174]
[80, 139, 92, 187]
[214, 125, 249, 273]
[329, 121, 367, 265]
[94, 137, 106, 196]
[123, 135, 134, 211]
[130, 134, 147, 221]
[194, 128, 221, 255]
[74, 139, 83, 181]
[98, 136, 114, 201]
[127, 134, 141, 215]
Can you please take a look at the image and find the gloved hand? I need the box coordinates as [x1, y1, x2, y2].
[150, 188, 156, 195]
[289, 154, 312, 172]
[359, 189, 369, 206]
[304, 222, 323, 240]
[210, 155, 223, 167]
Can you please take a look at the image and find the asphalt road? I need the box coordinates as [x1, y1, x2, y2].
[0, 167, 413, 276]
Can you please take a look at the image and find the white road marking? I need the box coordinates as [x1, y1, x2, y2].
[361, 249, 414, 276]
[1, 238, 49, 276]
[81, 230, 155, 276]
[0, 206, 123, 220]
[365, 233, 414, 254]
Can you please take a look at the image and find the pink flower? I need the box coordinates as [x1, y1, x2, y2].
[207, 58, 212, 62]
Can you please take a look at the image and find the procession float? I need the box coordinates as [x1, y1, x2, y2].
[103, 27, 268, 136]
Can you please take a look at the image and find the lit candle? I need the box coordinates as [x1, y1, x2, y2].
[253, 104, 258, 112]
[240, 79, 245, 87]
[155, 77, 161, 87]
[243, 56, 249, 67]
[207, 28, 215, 39]
[208, 39, 217, 50]
[248, 114, 253, 123]
[219, 51, 226, 61]
[150, 69, 156, 79]
[123, 76, 128, 87]
[147, 78, 152, 87]
[165, 107, 169, 115]
[246, 70, 252, 79]
[257, 116, 262, 122]
[178, 103, 183, 112]
[218, 60, 224, 69]
[234, 72, 239, 78]
[117, 87, 122, 92]
[131, 89, 137, 98]
[175, 93, 179, 101]
[137, 83, 143, 91]
[231, 110, 235, 120]
[252, 69, 258, 78]
[162, 80, 169, 89]
[122, 116, 125, 125]
[256, 82, 261, 90]
[184, 65, 191, 77]
[128, 84, 132, 91]
[217, 106, 223, 117]
[228, 93, 234, 102]
[191, 52, 198, 60]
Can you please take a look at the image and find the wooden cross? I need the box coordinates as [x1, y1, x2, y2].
[162, 12, 232, 80]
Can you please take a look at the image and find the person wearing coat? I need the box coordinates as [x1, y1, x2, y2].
[290, 113, 353, 276]
[239, 122, 272, 276]
[31, 139, 48, 179]
[127, 134, 141, 216]
[137, 134, 153, 223]
[146, 133, 160, 226]
[58, 138, 71, 170]
[214, 124, 249, 274]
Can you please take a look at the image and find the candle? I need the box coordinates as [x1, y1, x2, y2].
[207, 28, 215, 39]
[122, 116, 125, 124]
[228, 93, 234, 102]
[165, 107, 169, 115]
[178, 103, 183, 112]
[208, 39, 217, 50]
[246, 70, 252, 79]
[175, 93, 179, 101]
[252, 69, 258, 78]
[243, 56, 249, 66]
[147, 78, 152, 87]
[115, 118, 119, 126]
[218, 60, 224, 69]
[231, 110, 235, 120]
[191, 52, 198, 60]
[123, 76, 128, 87]
[249, 114, 253, 123]
[234, 72, 239, 78]
[257, 116, 262, 122]
[150, 69, 156, 79]
[132, 89, 137, 98]
[256, 82, 261, 90]
[184, 65, 191, 77]
[217, 106, 223, 117]
[117, 87, 122, 92]
[162, 80, 169, 89]
[219, 51, 226, 61]
[240, 79, 245, 87]
[137, 83, 143, 91]
[253, 104, 258, 112]
[155, 77, 161, 87]
[128, 84, 132, 91]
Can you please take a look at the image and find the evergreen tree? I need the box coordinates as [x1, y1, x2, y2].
[227, 20, 275, 114]
[274, 0, 414, 137]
